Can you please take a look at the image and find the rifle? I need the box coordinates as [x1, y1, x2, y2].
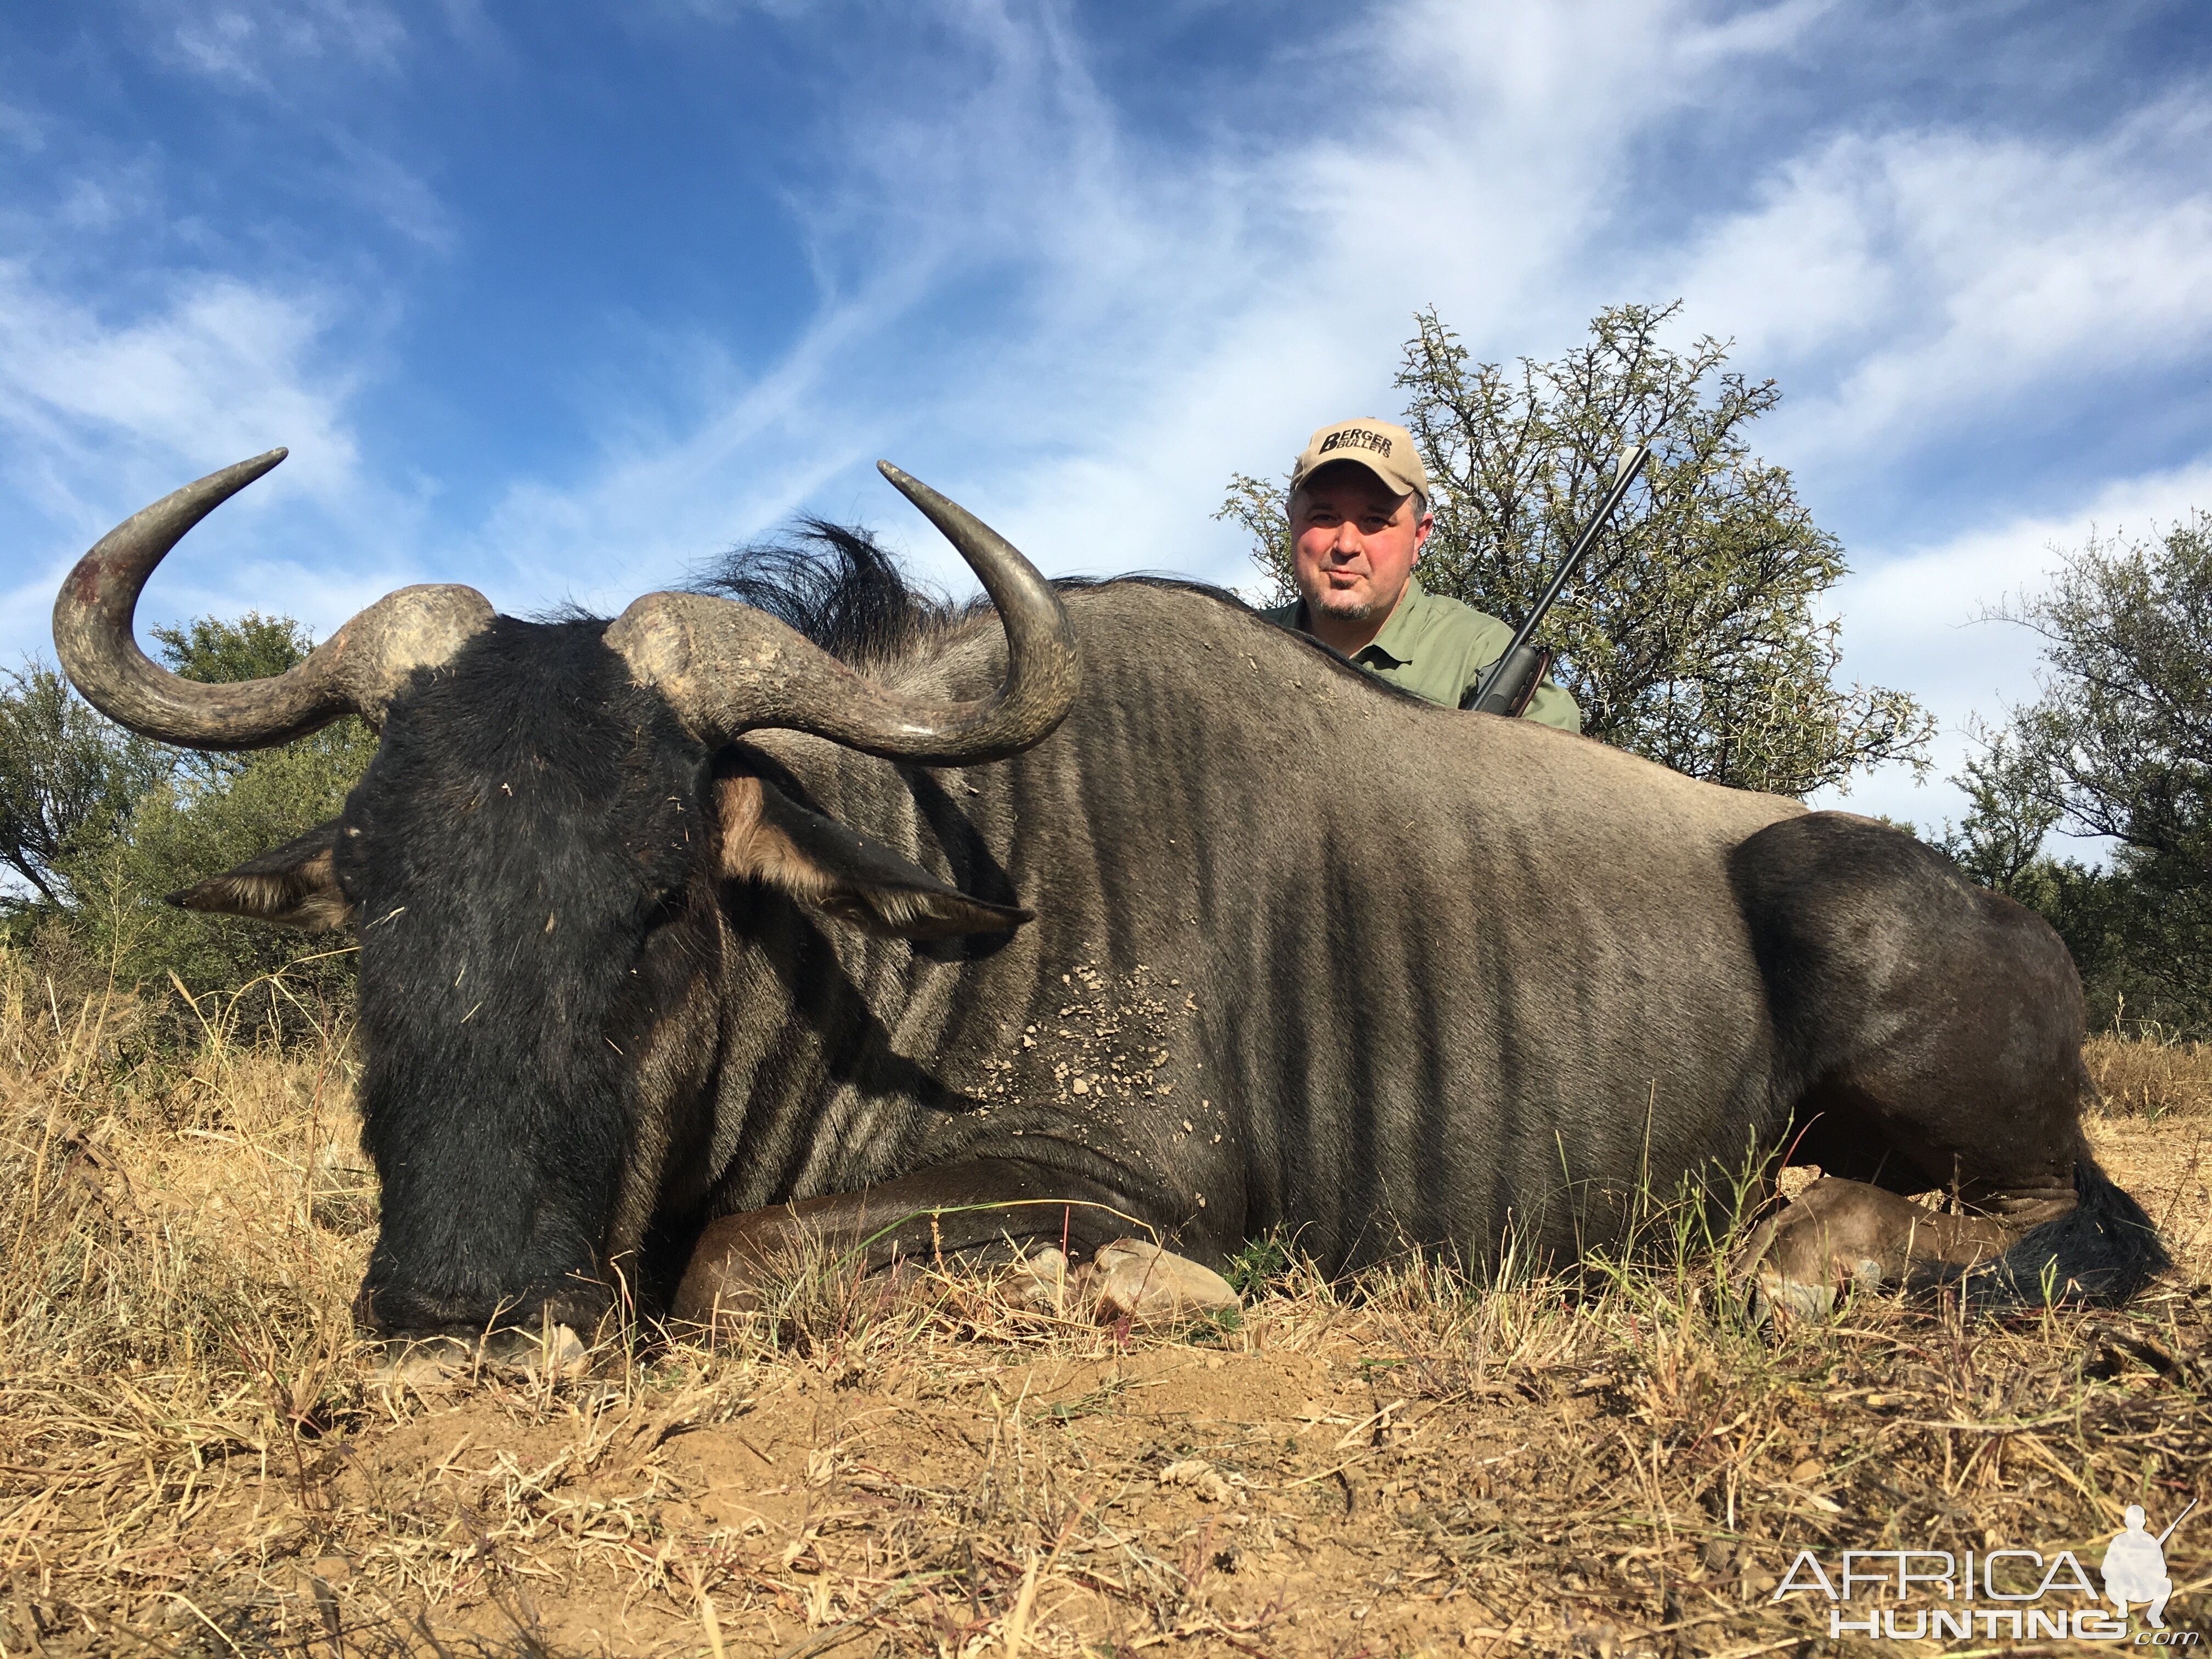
[2157, 1498, 2197, 1548]
[1460, 439, 1654, 716]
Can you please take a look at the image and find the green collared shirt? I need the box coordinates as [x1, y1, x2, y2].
[1261, 576, 1583, 732]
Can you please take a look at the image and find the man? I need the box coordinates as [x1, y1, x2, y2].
[1261, 417, 1580, 732]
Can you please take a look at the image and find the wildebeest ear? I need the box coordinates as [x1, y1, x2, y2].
[168, 822, 358, 932]
[718, 776, 1032, 940]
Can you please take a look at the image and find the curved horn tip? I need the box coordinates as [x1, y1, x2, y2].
[876, 461, 958, 518]
[187, 448, 290, 499]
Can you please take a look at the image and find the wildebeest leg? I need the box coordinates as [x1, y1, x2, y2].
[1731, 813, 2167, 1311]
[672, 1156, 1233, 1324]
[1734, 1178, 2023, 1318]
[1739, 1006, 2087, 1318]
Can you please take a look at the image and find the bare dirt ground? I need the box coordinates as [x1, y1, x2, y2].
[3, 962, 2209, 1657]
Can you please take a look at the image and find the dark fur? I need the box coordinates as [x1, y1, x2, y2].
[336, 619, 710, 1332]
[1926, 1160, 2170, 1305]
[183, 526, 2166, 1335]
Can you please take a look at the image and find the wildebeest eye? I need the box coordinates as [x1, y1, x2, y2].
[645, 886, 691, 929]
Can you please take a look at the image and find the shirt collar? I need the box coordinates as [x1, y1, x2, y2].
[1351, 573, 1431, 666]
[1287, 574, 1432, 663]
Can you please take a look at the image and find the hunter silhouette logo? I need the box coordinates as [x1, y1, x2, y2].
[2107, 1501, 2193, 1628]
[1773, 1500, 2198, 1643]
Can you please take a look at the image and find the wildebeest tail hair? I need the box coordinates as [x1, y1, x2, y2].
[1918, 1157, 2170, 1308]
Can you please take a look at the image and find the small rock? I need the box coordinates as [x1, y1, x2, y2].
[1159, 1458, 1234, 1502]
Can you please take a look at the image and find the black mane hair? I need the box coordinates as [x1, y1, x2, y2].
[693, 520, 955, 670]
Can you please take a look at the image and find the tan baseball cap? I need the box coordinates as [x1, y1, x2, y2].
[1290, 417, 1429, 507]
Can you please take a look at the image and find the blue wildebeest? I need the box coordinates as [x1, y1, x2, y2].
[53, 452, 2166, 1341]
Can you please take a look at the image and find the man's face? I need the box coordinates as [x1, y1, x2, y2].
[1290, 462, 1432, 626]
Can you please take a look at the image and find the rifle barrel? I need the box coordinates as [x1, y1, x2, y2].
[1471, 440, 1653, 709]
[2157, 1498, 2197, 1547]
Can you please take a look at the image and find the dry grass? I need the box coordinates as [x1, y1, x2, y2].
[3, 951, 2210, 1658]
[2086, 1027, 2212, 1121]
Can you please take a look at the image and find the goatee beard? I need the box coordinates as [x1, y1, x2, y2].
[1311, 591, 1376, 623]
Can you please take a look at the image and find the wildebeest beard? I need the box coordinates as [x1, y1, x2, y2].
[340, 617, 712, 1336]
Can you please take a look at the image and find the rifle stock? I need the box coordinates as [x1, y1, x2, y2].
[1463, 642, 1553, 719]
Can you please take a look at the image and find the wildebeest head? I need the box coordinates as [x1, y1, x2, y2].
[53, 451, 1079, 1339]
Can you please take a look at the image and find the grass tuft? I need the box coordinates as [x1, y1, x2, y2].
[1221, 1231, 1296, 1299]
[2087, 1026, 2212, 1120]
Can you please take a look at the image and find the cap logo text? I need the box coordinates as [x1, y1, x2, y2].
[1319, 428, 1393, 459]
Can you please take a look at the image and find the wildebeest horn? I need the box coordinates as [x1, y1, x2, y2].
[604, 461, 1080, 762]
[52, 450, 494, 749]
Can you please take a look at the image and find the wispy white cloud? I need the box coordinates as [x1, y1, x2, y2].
[123, 0, 452, 251]
[1810, 456, 2212, 831]
[464, 0, 1142, 602]
[1666, 98, 2212, 465]
[651, 0, 819, 21]
[0, 257, 431, 668]
[1647, 77, 2212, 823]
[157, 0, 409, 88]
[0, 99, 43, 152]
[467, 255, 946, 614]
[0, 263, 361, 511]
[50, 157, 162, 233]
[0, 0, 455, 654]
[851, 0, 1842, 578]
[324, 132, 456, 252]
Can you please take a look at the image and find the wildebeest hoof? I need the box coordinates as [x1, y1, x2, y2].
[1734, 1178, 1903, 1323]
[1007, 1240, 1237, 1325]
[368, 1323, 590, 1387]
[1007, 1245, 1080, 1313]
[1090, 1239, 1238, 1325]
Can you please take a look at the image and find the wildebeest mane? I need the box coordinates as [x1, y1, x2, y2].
[695, 521, 956, 671]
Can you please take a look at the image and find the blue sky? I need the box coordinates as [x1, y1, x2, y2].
[3, 0, 2208, 836]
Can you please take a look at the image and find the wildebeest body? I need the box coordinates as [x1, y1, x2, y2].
[669, 582, 1801, 1286]
[54, 456, 2165, 1336]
